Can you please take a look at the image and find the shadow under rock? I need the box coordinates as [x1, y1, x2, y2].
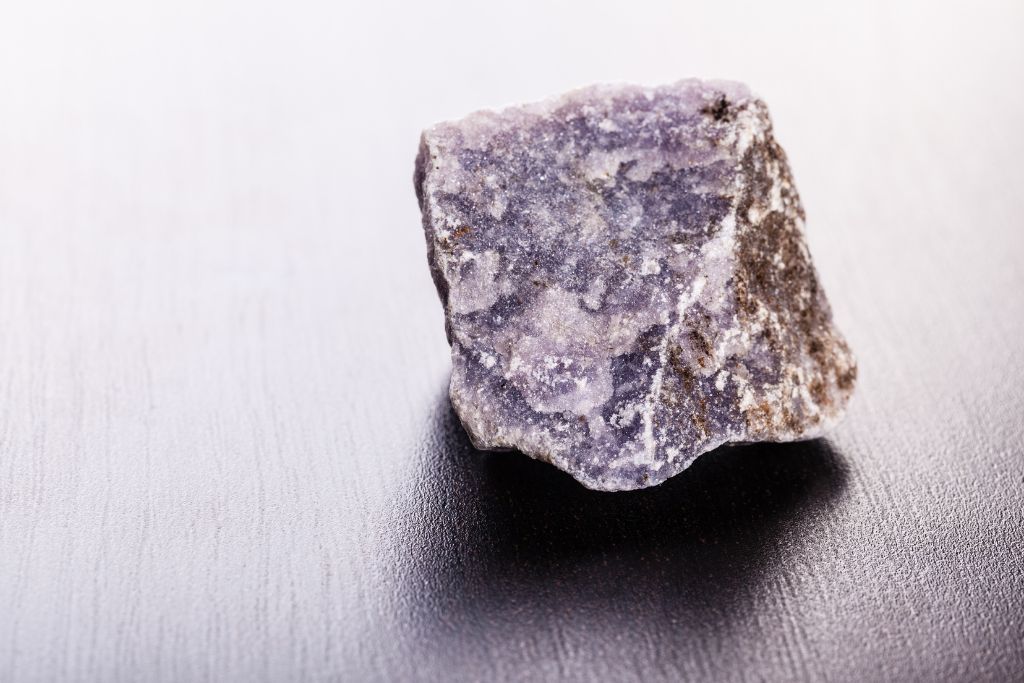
[393, 393, 850, 660]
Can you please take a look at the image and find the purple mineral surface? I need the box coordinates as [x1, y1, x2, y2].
[414, 79, 857, 491]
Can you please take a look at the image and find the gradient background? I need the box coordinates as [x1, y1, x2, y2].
[1, 1, 1022, 681]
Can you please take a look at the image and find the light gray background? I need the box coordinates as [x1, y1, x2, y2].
[1, 1, 1023, 681]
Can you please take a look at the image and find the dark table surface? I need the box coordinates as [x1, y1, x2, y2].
[1, 1, 1022, 681]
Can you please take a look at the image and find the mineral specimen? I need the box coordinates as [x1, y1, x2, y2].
[414, 79, 856, 491]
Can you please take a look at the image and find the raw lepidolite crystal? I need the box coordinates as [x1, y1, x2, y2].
[414, 79, 856, 491]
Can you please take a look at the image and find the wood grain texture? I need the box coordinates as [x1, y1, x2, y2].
[0, 1, 1022, 681]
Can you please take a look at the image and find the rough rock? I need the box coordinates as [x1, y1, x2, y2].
[414, 79, 856, 491]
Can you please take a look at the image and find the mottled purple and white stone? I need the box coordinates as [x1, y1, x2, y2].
[414, 79, 856, 491]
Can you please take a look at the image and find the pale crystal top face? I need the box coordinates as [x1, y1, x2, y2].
[415, 79, 856, 491]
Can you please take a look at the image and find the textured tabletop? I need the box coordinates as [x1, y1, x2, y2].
[1, 2, 1022, 681]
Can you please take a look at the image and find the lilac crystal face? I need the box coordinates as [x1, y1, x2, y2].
[415, 79, 857, 491]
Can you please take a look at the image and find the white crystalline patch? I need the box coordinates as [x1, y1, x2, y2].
[578, 203, 608, 242]
[738, 386, 755, 411]
[449, 250, 502, 314]
[489, 194, 507, 219]
[582, 149, 626, 182]
[623, 153, 665, 183]
[733, 107, 763, 154]
[581, 277, 606, 310]
[610, 402, 641, 428]
[640, 256, 662, 275]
